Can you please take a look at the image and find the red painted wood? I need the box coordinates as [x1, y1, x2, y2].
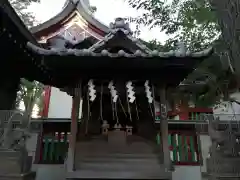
[41, 86, 51, 118]
[175, 162, 200, 166]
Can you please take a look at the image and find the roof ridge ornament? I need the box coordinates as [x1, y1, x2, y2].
[109, 17, 132, 34]
[175, 41, 189, 57]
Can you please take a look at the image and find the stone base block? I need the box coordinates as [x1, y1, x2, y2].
[207, 156, 240, 179]
[0, 149, 34, 179]
[0, 172, 36, 180]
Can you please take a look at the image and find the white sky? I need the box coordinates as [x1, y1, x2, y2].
[28, 0, 168, 43]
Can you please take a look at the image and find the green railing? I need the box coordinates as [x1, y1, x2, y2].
[38, 131, 201, 165]
[38, 132, 69, 164]
[156, 132, 201, 165]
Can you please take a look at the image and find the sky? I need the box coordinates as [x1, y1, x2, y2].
[28, 0, 168, 43]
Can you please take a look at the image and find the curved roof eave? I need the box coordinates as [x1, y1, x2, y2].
[76, 0, 109, 33]
[30, 0, 109, 35]
[30, 0, 77, 34]
[1, 0, 38, 44]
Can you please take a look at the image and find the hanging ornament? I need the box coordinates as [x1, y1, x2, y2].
[88, 79, 96, 102]
[144, 80, 153, 103]
[126, 81, 135, 103]
[108, 81, 118, 102]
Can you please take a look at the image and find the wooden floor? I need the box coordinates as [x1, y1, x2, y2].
[66, 131, 172, 179]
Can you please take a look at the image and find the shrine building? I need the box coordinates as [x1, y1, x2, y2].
[0, 0, 225, 180]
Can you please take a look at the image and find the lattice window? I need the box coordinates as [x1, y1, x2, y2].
[61, 24, 87, 42]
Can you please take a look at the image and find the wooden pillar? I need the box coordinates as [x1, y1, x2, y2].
[67, 82, 81, 171]
[159, 87, 171, 170]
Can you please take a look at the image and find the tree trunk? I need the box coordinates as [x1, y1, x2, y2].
[209, 0, 240, 88]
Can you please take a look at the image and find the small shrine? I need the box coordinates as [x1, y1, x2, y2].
[24, 17, 213, 179]
[2, 0, 234, 179]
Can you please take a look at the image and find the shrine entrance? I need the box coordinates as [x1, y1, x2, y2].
[74, 132, 167, 179]
[66, 80, 172, 179]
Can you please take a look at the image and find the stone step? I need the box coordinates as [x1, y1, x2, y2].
[77, 153, 162, 160]
[76, 161, 164, 171]
[71, 134, 169, 179]
[66, 169, 171, 179]
[76, 143, 158, 154]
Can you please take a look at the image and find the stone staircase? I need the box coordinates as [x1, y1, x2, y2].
[66, 131, 172, 179]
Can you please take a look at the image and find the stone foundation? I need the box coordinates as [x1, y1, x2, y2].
[207, 156, 240, 180]
[0, 149, 35, 180]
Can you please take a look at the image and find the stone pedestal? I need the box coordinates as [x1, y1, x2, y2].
[207, 118, 240, 180]
[0, 149, 36, 180]
[207, 155, 240, 180]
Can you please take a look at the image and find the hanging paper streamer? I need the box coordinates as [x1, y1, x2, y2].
[88, 79, 96, 102]
[144, 80, 153, 103]
[108, 81, 118, 102]
[126, 81, 135, 103]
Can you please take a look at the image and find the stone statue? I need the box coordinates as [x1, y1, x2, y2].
[208, 117, 240, 157]
[207, 115, 240, 179]
[0, 110, 35, 179]
[0, 111, 31, 150]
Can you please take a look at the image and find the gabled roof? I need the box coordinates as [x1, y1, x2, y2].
[30, 0, 109, 38]
[88, 18, 152, 54]
[27, 18, 213, 59]
[25, 18, 214, 87]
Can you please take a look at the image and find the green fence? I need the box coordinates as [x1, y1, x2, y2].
[38, 132, 69, 164]
[38, 131, 201, 165]
[156, 132, 201, 165]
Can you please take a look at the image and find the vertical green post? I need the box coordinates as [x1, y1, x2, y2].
[43, 137, 49, 162]
[178, 134, 182, 161]
[189, 136, 196, 162]
[156, 133, 161, 145]
[49, 136, 55, 162]
[168, 134, 172, 161]
[197, 136, 202, 162]
[172, 133, 177, 162]
[195, 113, 199, 121]
[191, 112, 194, 120]
[183, 135, 188, 161]
[55, 132, 60, 162]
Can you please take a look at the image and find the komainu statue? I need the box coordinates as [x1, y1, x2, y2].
[207, 115, 240, 179]
[0, 110, 35, 180]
